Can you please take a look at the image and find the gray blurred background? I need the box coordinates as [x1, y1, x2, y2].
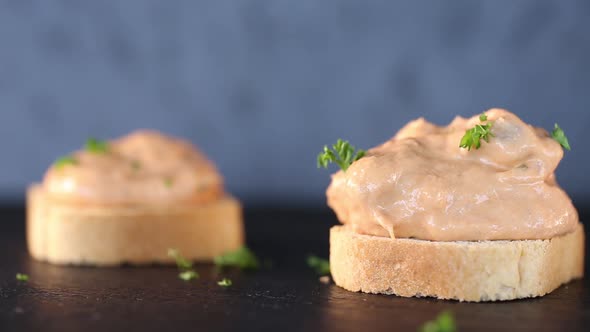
[0, 0, 589, 206]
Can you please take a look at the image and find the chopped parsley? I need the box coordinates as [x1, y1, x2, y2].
[167, 248, 198, 281]
[85, 138, 109, 153]
[53, 155, 78, 169]
[131, 160, 141, 170]
[167, 248, 193, 270]
[214, 247, 260, 271]
[53, 138, 107, 169]
[16, 273, 29, 282]
[551, 123, 571, 151]
[217, 278, 233, 287]
[307, 255, 330, 275]
[459, 113, 494, 151]
[164, 178, 174, 188]
[178, 270, 198, 281]
[420, 311, 456, 332]
[317, 139, 366, 172]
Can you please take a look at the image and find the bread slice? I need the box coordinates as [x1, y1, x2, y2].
[27, 185, 244, 266]
[330, 224, 584, 302]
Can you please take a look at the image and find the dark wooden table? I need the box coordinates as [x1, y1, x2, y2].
[1, 206, 589, 332]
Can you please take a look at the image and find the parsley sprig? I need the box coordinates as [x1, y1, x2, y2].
[52, 137, 107, 169]
[131, 160, 141, 170]
[178, 270, 198, 281]
[167, 248, 193, 270]
[85, 138, 109, 153]
[217, 278, 233, 287]
[420, 311, 456, 332]
[459, 113, 494, 151]
[16, 273, 29, 282]
[307, 255, 330, 275]
[317, 139, 366, 171]
[53, 155, 78, 169]
[551, 123, 571, 151]
[214, 247, 260, 271]
[167, 248, 199, 281]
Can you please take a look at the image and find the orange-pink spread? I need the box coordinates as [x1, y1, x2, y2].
[43, 130, 223, 204]
[327, 109, 578, 241]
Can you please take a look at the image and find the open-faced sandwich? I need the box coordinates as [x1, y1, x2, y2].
[28, 130, 243, 266]
[319, 108, 584, 302]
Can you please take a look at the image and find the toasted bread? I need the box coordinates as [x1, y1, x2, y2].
[330, 224, 584, 302]
[27, 184, 244, 266]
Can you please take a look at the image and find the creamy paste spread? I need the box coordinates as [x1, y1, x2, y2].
[327, 109, 578, 241]
[43, 130, 223, 204]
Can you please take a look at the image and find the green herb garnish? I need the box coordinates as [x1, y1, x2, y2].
[217, 278, 233, 287]
[307, 255, 330, 275]
[53, 155, 77, 169]
[551, 123, 571, 151]
[214, 247, 260, 271]
[131, 160, 141, 170]
[167, 249, 198, 281]
[459, 113, 494, 151]
[420, 311, 456, 332]
[178, 270, 198, 281]
[85, 138, 109, 153]
[317, 139, 366, 171]
[164, 178, 173, 187]
[16, 273, 29, 282]
[167, 248, 193, 270]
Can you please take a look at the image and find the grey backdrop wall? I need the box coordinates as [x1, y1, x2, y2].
[1, 0, 589, 205]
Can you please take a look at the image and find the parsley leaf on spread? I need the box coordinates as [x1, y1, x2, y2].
[214, 247, 260, 271]
[178, 270, 198, 281]
[131, 160, 141, 170]
[307, 255, 330, 275]
[53, 155, 78, 169]
[420, 311, 456, 332]
[164, 178, 173, 187]
[551, 123, 571, 151]
[167, 248, 193, 270]
[317, 139, 366, 171]
[459, 113, 494, 151]
[217, 278, 233, 287]
[85, 138, 109, 153]
[16, 273, 29, 282]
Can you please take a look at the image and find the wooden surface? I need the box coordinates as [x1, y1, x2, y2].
[1, 206, 589, 332]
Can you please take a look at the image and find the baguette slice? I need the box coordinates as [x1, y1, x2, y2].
[330, 224, 584, 302]
[27, 184, 244, 266]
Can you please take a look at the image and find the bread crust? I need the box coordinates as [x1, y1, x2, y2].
[330, 224, 584, 302]
[27, 185, 244, 266]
